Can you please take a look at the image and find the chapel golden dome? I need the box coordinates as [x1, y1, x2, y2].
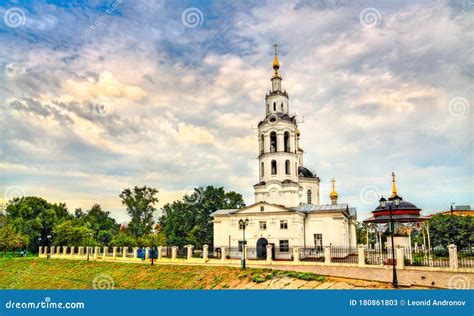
[330, 178, 338, 199]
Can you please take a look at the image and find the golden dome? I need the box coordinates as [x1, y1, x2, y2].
[272, 43, 280, 77]
[330, 178, 338, 199]
[273, 54, 280, 70]
[296, 128, 301, 137]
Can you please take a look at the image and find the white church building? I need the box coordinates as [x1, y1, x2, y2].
[211, 47, 357, 259]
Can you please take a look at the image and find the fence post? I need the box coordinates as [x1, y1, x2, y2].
[112, 247, 117, 259]
[358, 244, 365, 267]
[186, 245, 194, 260]
[145, 247, 150, 260]
[156, 246, 162, 260]
[61, 246, 66, 256]
[57, 246, 61, 256]
[50, 246, 55, 257]
[38, 246, 43, 257]
[448, 244, 458, 270]
[203, 245, 209, 262]
[396, 246, 404, 269]
[103, 247, 108, 259]
[123, 247, 128, 259]
[266, 244, 273, 264]
[70, 246, 75, 257]
[132, 247, 138, 259]
[171, 246, 177, 260]
[324, 246, 331, 265]
[293, 247, 300, 263]
[220, 246, 226, 262]
[77, 246, 83, 256]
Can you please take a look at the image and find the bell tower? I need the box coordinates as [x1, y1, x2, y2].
[254, 45, 300, 208]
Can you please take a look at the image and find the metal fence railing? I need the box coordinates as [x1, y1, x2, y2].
[299, 247, 324, 262]
[330, 246, 358, 264]
[458, 248, 473, 268]
[365, 248, 388, 265]
[274, 247, 293, 261]
[404, 248, 449, 267]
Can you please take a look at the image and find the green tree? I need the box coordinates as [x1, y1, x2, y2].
[160, 186, 244, 247]
[119, 186, 159, 238]
[0, 224, 29, 254]
[52, 220, 94, 247]
[83, 204, 119, 245]
[110, 232, 137, 247]
[5, 197, 71, 251]
[428, 214, 474, 249]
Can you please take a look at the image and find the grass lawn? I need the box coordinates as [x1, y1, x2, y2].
[0, 258, 326, 290]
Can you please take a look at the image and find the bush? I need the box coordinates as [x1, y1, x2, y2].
[251, 276, 266, 283]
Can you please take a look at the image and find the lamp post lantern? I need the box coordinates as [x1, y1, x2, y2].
[239, 218, 249, 270]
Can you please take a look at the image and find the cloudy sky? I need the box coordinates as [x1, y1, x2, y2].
[0, 0, 472, 222]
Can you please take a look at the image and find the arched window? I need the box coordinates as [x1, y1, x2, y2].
[273, 102, 276, 111]
[261, 162, 264, 177]
[281, 102, 284, 111]
[284, 131, 290, 152]
[270, 131, 277, 153]
[307, 189, 312, 204]
[271, 160, 277, 175]
[285, 160, 290, 175]
[260, 134, 264, 154]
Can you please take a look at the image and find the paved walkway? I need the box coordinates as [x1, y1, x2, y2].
[254, 264, 474, 289]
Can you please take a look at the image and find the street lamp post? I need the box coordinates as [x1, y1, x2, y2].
[46, 235, 51, 259]
[379, 196, 400, 288]
[151, 246, 156, 266]
[238, 218, 249, 270]
[86, 232, 92, 261]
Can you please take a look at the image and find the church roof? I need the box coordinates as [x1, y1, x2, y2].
[298, 166, 316, 178]
[291, 203, 349, 213]
[257, 112, 294, 127]
[211, 202, 353, 217]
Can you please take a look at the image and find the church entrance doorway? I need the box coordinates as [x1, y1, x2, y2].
[256, 238, 268, 259]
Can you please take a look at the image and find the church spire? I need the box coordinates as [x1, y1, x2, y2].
[272, 43, 280, 77]
[390, 172, 397, 198]
[330, 178, 338, 205]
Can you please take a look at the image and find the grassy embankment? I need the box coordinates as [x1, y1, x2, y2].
[0, 257, 328, 289]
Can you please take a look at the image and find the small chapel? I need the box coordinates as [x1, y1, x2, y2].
[211, 46, 357, 258]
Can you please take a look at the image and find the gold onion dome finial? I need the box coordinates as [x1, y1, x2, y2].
[390, 172, 397, 198]
[272, 43, 280, 77]
[330, 178, 338, 199]
[296, 127, 301, 138]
